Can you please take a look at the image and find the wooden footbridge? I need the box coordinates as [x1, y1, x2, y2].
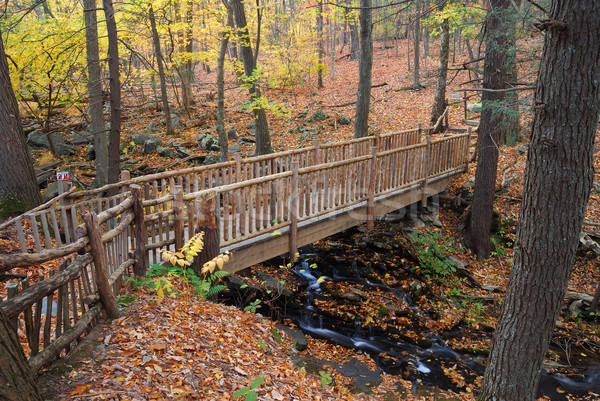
[0, 124, 471, 374]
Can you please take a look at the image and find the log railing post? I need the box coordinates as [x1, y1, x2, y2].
[464, 127, 473, 172]
[121, 170, 130, 194]
[422, 134, 432, 207]
[131, 184, 147, 276]
[234, 152, 242, 182]
[83, 211, 118, 318]
[313, 139, 320, 165]
[367, 147, 378, 230]
[289, 160, 299, 263]
[192, 191, 219, 276]
[173, 185, 184, 251]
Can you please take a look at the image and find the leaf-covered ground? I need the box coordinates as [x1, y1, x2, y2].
[4, 36, 600, 399]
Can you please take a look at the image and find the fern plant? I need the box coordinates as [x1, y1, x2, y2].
[134, 232, 231, 302]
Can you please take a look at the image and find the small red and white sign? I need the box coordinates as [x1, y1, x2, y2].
[56, 171, 70, 181]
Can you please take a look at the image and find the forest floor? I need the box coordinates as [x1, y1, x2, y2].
[3, 37, 600, 400]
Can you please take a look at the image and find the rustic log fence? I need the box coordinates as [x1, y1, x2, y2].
[0, 123, 471, 374]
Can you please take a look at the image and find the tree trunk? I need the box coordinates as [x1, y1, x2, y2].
[102, 0, 121, 193]
[0, 34, 42, 217]
[412, 0, 421, 89]
[465, 0, 510, 259]
[217, 1, 233, 162]
[149, 5, 174, 136]
[353, 0, 372, 139]
[349, 7, 359, 60]
[231, 0, 272, 155]
[479, 1, 600, 400]
[83, 0, 108, 188]
[499, 0, 521, 145]
[0, 308, 43, 400]
[317, 0, 324, 89]
[430, 17, 449, 133]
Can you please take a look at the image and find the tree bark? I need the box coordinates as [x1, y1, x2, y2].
[479, 1, 600, 400]
[499, 0, 521, 145]
[0, 308, 43, 400]
[353, 0, 372, 139]
[148, 5, 174, 136]
[217, 0, 233, 162]
[231, 0, 272, 155]
[317, 0, 324, 89]
[102, 0, 122, 193]
[83, 0, 108, 187]
[466, 0, 511, 259]
[412, 0, 421, 89]
[430, 16, 449, 133]
[0, 33, 42, 216]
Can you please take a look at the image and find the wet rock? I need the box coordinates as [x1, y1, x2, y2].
[36, 170, 54, 187]
[257, 271, 294, 298]
[275, 324, 308, 351]
[409, 281, 424, 299]
[69, 130, 94, 145]
[171, 114, 181, 130]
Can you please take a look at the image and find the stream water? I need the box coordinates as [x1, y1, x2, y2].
[223, 239, 600, 399]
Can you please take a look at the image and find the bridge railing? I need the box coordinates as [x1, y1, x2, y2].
[0, 124, 470, 374]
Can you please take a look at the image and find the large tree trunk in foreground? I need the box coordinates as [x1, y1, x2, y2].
[0, 33, 42, 216]
[430, 17, 449, 133]
[353, 0, 372, 139]
[0, 308, 43, 400]
[231, 0, 272, 155]
[466, 0, 511, 259]
[102, 0, 121, 193]
[83, 0, 109, 187]
[479, 1, 600, 400]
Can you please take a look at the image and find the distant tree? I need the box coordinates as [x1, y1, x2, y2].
[465, 0, 511, 259]
[354, 0, 373, 138]
[102, 0, 122, 191]
[317, 0, 324, 89]
[148, 4, 174, 136]
[83, 0, 109, 187]
[217, 0, 234, 161]
[0, 33, 42, 217]
[429, 6, 449, 133]
[479, 1, 600, 400]
[231, 0, 272, 155]
[0, 308, 43, 400]
[412, 0, 421, 89]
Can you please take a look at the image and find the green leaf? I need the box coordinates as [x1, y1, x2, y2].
[249, 376, 265, 389]
[233, 388, 249, 398]
[245, 391, 258, 401]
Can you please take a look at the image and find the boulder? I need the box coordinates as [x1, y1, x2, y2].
[27, 131, 76, 155]
[131, 133, 153, 146]
[275, 324, 308, 351]
[42, 182, 59, 202]
[69, 130, 94, 145]
[311, 110, 328, 122]
[196, 132, 220, 151]
[228, 144, 241, 154]
[143, 136, 162, 154]
[171, 114, 181, 130]
[156, 146, 175, 158]
[517, 144, 528, 154]
[227, 126, 237, 140]
[338, 115, 352, 125]
[204, 155, 221, 165]
[175, 145, 193, 158]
